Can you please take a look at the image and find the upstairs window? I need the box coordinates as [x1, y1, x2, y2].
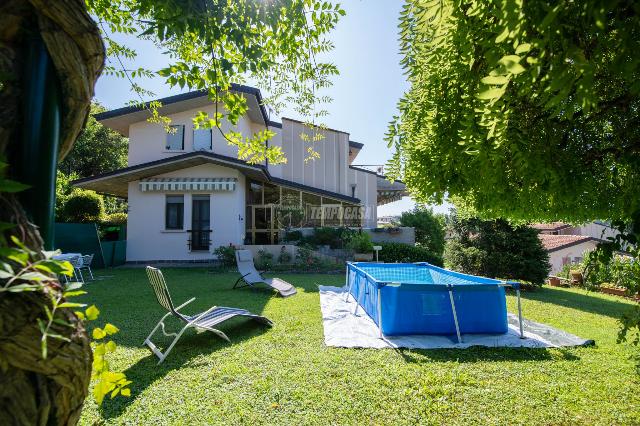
[166, 125, 184, 150]
[165, 195, 184, 229]
[193, 128, 212, 151]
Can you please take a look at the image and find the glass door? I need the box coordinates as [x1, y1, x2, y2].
[247, 205, 278, 244]
[190, 195, 211, 250]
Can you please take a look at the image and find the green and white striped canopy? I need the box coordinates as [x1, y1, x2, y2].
[139, 177, 237, 192]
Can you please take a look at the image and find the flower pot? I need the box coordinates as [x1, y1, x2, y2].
[548, 277, 563, 287]
[570, 271, 583, 286]
[354, 253, 373, 262]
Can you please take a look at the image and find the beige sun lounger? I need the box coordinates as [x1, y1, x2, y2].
[233, 250, 297, 297]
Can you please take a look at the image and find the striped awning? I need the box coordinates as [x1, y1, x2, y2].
[139, 177, 237, 192]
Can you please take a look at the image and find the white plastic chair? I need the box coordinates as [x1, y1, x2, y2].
[78, 254, 95, 281]
[68, 255, 84, 283]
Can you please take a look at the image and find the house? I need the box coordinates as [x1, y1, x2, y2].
[75, 85, 407, 262]
[531, 221, 620, 240]
[537, 234, 600, 274]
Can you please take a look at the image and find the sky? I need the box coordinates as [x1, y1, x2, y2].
[93, 1, 452, 217]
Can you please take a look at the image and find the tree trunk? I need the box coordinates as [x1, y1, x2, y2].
[0, 0, 104, 424]
[0, 291, 92, 425]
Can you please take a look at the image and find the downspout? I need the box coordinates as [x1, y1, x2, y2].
[18, 32, 62, 250]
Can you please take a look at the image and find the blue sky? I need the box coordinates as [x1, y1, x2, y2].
[94, 1, 451, 216]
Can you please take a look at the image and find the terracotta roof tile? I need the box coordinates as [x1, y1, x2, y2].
[531, 222, 572, 232]
[538, 234, 594, 252]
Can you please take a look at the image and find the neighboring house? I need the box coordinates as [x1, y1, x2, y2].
[531, 221, 620, 240]
[537, 234, 600, 275]
[377, 215, 400, 226]
[75, 85, 406, 262]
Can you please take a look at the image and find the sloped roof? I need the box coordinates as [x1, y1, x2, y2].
[538, 234, 597, 252]
[531, 222, 572, 232]
[73, 151, 360, 203]
[94, 84, 272, 136]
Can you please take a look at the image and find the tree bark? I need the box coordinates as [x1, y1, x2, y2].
[0, 0, 104, 424]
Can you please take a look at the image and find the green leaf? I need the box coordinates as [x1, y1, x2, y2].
[5, 283, 41, 292]
[86, 305, 100, 321]
[105, 340, 117, 352]
[477, 88, 505, 100]
[515, 43, 531, 54]
[0, 178, 30, 193]
[480, 75, 509, 85]
[47, 332, 71, 342]
[104, 323, 119, 335]
[93, 327, 107, 340]
[495, 27, 509, 43]
[62, 290, 87, 298]
[58, 302, 87, 308]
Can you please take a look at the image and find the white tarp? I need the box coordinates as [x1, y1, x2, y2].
[319, 286, 593, 349]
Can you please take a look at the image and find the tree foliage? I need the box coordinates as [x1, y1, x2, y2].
[387, 0, 640, 224]
[399, 207, 445, 256]
[59, 103, 128, 178]
[444, 214, 550, 285]
[60, 190, 105, 223]
[87, 0, 345, 164]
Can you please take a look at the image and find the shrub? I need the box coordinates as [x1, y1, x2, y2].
[610, 255, 640, 295]
[444, 216, 550, 286]
[283, 230, 303, 243]
[255, 249, 274, 270]
[277, 246, 292, 264]
[295, 245, 319, 267]
[310, 227, 356, 249]
[399, 207, 446, 256]
[346, 232, 373, 253]
[60, 190, 105, 223]
[213, 245, 236, 267]
[102, 212, 128, 225]
[378, 242, 444, 266]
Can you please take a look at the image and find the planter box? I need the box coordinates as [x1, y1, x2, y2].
[548, 277, 566, 287]
[353, 253, 373, 262]
[600, 287, 628, 297]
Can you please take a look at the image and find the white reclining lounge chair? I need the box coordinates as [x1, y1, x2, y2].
[233, 250, 297, 297]
[145, 266, 273, 363]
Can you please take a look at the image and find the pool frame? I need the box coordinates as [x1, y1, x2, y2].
[345, 262, 525, 342]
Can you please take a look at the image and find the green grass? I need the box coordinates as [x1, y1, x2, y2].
[79, 268, 639, 425]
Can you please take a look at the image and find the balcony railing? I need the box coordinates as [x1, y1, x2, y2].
[187, 229, 212, 251]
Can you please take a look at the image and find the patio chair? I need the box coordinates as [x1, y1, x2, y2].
[233, 250, 297, 297]
[69, 255, 84, 283]
[145, 266, 273, 364]
[77, 254, 95, 281]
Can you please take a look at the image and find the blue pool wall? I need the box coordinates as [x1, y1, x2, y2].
[347, 262, 509, 336]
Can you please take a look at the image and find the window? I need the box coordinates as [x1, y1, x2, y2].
[165, 195, 184, 229]
[193, 128, 212, 151]
[166, 125, 184, 150]
[263, 183, 279, 205]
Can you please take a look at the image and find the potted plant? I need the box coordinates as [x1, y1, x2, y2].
[347, 232, 374, 261]
[600, 283, 629, 297]
[570, 270, 583, 286]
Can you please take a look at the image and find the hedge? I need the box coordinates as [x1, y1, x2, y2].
[377, 242, 443, 266]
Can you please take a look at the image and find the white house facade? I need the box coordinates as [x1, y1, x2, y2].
[537, 234, 599, 274]
[75, 85, 406, 262]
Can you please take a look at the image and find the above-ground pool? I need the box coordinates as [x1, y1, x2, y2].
[346, 262, 523, 340]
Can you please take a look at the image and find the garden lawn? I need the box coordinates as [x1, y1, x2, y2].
[79, 268, 639, 425]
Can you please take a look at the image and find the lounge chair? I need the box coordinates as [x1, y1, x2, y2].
[233, 249, 297, 297]
[145, 266, 273, 363]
